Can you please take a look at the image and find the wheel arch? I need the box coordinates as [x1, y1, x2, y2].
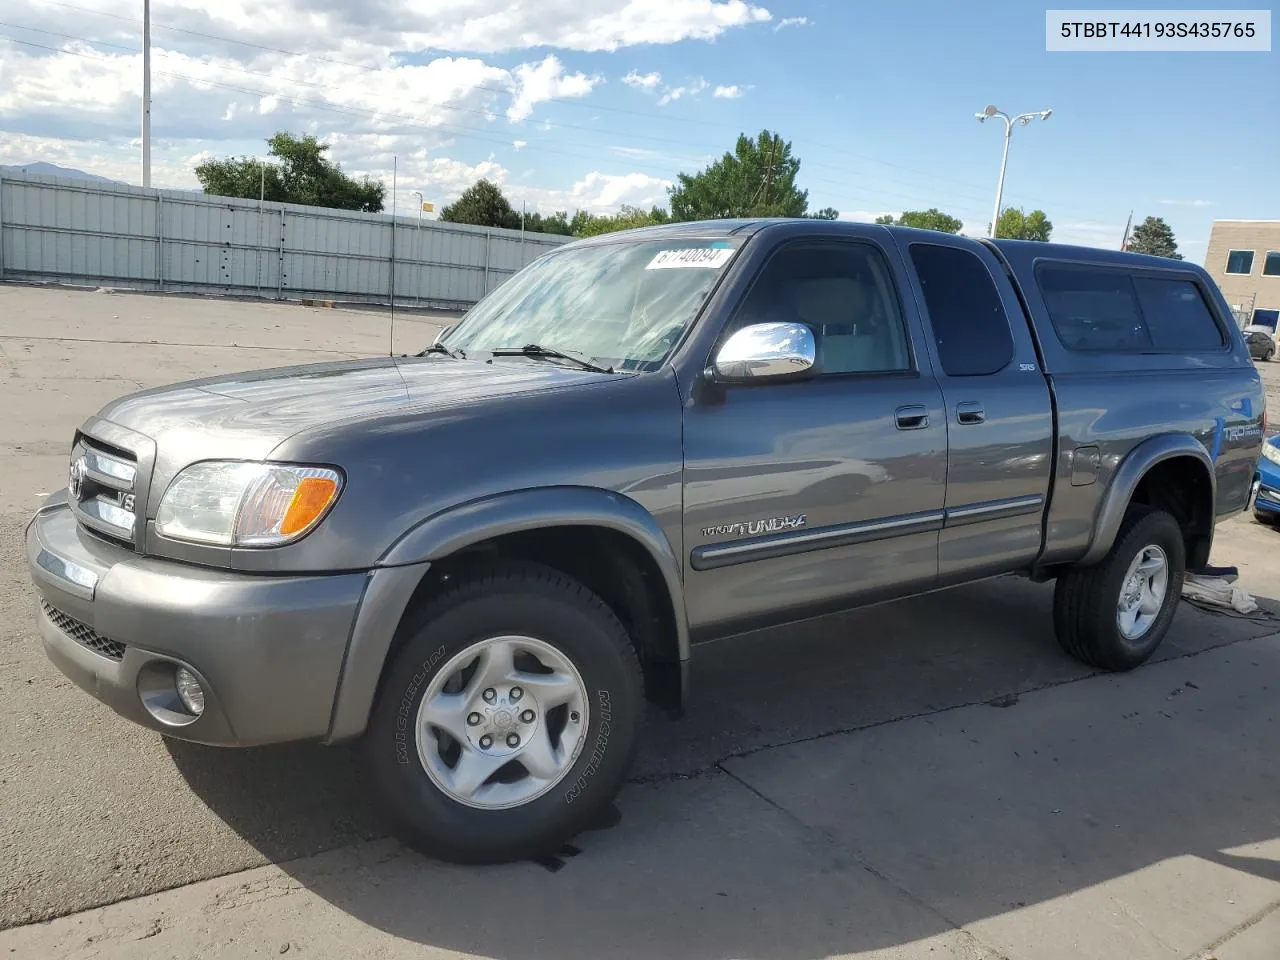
[1080, 434, 1216, 569]
[326, 486, 689, 743]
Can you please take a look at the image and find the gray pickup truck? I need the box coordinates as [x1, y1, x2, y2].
[26, 218, 1265, 863]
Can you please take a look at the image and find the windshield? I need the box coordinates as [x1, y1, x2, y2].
[440, 237, 743, 371]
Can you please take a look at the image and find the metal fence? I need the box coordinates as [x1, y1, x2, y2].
[0, 171, 569, 308]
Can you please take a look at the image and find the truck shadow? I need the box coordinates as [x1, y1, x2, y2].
[166, 575, 1280, 958]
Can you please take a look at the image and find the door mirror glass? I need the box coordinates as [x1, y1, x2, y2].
[712, 322, 816, 383]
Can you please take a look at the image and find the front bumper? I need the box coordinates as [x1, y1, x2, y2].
[1252, 457, 1280, 515]
[26, 496, 369, 746]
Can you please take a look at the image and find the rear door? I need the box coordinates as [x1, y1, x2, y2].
[893, 235, 1054, 582]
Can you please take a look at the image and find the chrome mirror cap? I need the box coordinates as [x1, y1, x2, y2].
[711, 322, 817, 383]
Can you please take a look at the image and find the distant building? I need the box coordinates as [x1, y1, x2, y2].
[1204, 220, 1280, 330]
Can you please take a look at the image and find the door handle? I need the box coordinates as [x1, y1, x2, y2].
[895, 405, 929, 430]
[956, 401, 985, 425]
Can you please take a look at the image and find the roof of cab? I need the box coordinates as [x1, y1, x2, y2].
[560, 219, 1208, 275]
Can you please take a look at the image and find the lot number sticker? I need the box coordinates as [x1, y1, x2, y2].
[646, 247, 734, 270]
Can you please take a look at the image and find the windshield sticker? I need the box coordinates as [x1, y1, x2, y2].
[645, 247, 735, 270]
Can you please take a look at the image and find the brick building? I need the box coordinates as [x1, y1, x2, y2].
[1203, 219, 1280, 329]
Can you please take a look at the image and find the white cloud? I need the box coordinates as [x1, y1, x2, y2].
[10, 0, 771, 56]
[775, 16, 810, 31]
[0, 131, 212, 188]
[658, 77, 709, 106]
[610, 145, 710, 166]
[713, 84, 745, 99]
[0, 1, 755, 221]
[623, 70, 663, 91]
[392, 0, 772, 53]
[507, 56, 600, 123]
[840, 210, 895, 223]
[1159, 198, 1213, 207]
[1053, 220, 1127, 249]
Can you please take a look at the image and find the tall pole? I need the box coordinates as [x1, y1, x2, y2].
[389, 156, 397, 355]
[976, 105, 1052, 239]
[990, 117, 1012, 238]
[141, 0, 152, 187]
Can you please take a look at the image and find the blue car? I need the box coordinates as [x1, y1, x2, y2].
[1254, 435, 1280, 524]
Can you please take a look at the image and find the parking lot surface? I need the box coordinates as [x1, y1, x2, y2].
[1, 284, 1278, 958]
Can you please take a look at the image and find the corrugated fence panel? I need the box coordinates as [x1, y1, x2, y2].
[0, 171, 569, 306]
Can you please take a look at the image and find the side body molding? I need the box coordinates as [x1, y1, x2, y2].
[1078, 433, 1216, 567]
[325, 486, 689, 743]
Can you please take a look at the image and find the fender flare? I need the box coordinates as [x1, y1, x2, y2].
[325, 486, 689, 743]
[1078, 433, 1215, 566]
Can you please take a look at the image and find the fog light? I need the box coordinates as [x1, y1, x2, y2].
[174, 668, 205, 716]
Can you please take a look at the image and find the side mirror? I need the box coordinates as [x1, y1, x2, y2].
[710, 322, 817, 383]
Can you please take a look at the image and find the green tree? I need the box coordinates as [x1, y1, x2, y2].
[570, 205, 671, 237]
[667, 130, 834, 221]
[995, 207, 1053, 242]
[439, 179, 521, 229]
[195, 133, 385, 211]
[524, 210, 574, 236]
[875, 208, 964, 233]
[1125, 215, 1183, 259]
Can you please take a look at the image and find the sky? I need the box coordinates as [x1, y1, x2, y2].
[0, 0, 1275, 261]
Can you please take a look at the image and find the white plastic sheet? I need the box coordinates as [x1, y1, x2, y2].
[1181, 573, 1259, 615]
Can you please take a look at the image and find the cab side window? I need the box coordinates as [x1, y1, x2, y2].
[909, 243, 1015, 376]
[730, 242, 912, 375]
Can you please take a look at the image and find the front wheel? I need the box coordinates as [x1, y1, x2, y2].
[364, 563, 643, 864]
[1053, 507, 1185, 671]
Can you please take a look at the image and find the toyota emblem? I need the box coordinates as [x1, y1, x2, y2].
[68, 457, 87, 500]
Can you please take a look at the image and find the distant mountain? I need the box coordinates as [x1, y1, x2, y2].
[0, 162, 122, 184]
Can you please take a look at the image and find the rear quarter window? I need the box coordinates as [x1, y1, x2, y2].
[1130, 277, 1225, 351]
[1036, 264, 1225, 354]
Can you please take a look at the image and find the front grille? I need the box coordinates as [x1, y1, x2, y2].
[71, 436, 139, 549]
[41, 601, 127, 661]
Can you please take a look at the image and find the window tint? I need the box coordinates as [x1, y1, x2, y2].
[909, 244, 1014, 376]
[732, 242, 910, 374]
[1131, 277, 1224, 351]
[1264, 252, 1280, 277]
[1038, 265, 1227, 354]
[1226, 250, 1255, 274]
[1038, 265, 1152, 352]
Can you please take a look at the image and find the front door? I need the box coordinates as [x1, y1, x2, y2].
[681, 235, 948, 638]
[893, 235, 1054, 582]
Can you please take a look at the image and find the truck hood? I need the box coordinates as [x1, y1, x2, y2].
[96, 355, 625, 471]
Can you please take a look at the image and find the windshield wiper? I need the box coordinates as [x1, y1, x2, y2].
[416, 342, 463, 359]
[489, 343, 614, 374]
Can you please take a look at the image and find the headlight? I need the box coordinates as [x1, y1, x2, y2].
[1263, 443, 1280, 466]
[156, 462, 343, 547]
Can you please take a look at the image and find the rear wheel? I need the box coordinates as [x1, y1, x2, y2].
[363, 563, 643, 864]
[1266, 349, 1275, 362]
[1053, 507, 1185, 671]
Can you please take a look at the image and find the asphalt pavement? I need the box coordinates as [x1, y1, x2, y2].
[1, 285, 1278, 958]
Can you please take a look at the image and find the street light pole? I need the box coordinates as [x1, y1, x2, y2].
[976, 104, 1052, 238]
[141, 0, 152, 187]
